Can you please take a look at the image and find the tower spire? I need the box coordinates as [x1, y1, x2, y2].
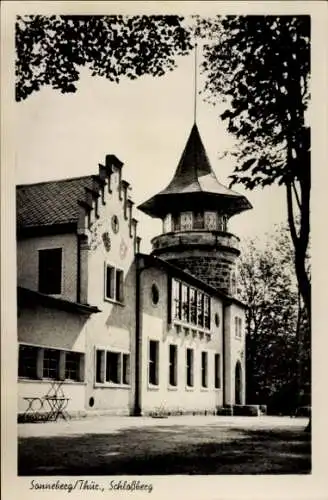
[194, 41, 198, 124]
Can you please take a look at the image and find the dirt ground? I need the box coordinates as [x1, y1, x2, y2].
[18, 415, 311, 475]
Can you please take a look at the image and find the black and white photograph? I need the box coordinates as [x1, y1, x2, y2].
[1, 0, 327, 498]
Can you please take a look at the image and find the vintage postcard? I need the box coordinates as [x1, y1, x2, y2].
[1, 1, 328, 499]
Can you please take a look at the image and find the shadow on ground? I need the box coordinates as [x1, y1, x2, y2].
[18, 424, 311, 475]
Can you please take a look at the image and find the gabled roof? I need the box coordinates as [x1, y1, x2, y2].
[16, 176, 94, 231]
[138, 123, 252, 218]
[137, 253, 246, 309]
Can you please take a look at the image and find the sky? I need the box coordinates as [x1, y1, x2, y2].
[15, 47, 287, 254]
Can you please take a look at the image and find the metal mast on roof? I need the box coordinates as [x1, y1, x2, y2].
[194, 41, 198, 124]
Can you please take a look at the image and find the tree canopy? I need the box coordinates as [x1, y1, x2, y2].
[15, 15, 192, 101]
[200, 15, 311, 319]
[238, 224, 310, 412]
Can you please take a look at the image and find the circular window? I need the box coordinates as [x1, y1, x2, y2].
[89, 397, 95, 408]
[215, 313, 220, 327]
[111, 215, 119, 234]
[151, 284, 159, 305]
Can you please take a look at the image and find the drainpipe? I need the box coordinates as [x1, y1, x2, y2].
[77, 235, 81, 303]
[134, 257, 142, 416]
[222, 302, 226, 407]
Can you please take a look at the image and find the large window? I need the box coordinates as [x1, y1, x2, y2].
[214, 353, 221, 389]
[190, 288, 197, 324]
[181, 284, 189, 323]
[18, 345, 38, 379]
[186, 348, 194, 388]
[197, 292, 204, 327]
[43, 348, 60, 379]
[105, 264, 124, 303]
[18, 344, 84, 382]
[95, 348, 130, 385]
[65, 352, 81, 381]
[149, 340, 159, 386]
[169, 344, 178, 387]
[173, 279, 181, 321]
[171, 279, 211, 330]
[204, 295, 211, 329]
[201, 351, 208, 388]
[38, 248, 62, 294]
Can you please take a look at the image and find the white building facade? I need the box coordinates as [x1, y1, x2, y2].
[17, 125, 250, 418]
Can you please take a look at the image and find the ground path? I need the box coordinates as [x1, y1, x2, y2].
[18, 415, 310, 475]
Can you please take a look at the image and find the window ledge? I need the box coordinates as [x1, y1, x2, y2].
[94, 382, 130, 389]
[18, 378, 86, 385]
[185, 386, 195, 391]
[147, 384, 160, 391]
[173, 320, 211, 334]
[200, 387, 209, 392]
[104, 297, 125, 307]
[168, 385, 178, 391]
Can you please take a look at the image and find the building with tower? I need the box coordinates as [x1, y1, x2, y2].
[16, 123, 252, 419]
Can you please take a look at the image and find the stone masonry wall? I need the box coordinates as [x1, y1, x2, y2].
[168, 251, 237, 296]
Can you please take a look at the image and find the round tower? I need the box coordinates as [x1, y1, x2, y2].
[138, 124, 252, 296]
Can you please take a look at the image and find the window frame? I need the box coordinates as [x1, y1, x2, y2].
[214, 353, 221, 389]
[168, 344, 178, 388]
[38, 247, 63, 295]
[18, 343, 84, 383]
[171, 278, 211, 332]
[186, 347, 194, 389]
[201, 351, 209, 389]
[148, 339, 160, 388]
[94, 346, 130, 387]
[104, 263, 125, 304]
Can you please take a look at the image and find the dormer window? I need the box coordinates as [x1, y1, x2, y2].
[38, 248, 62, 295]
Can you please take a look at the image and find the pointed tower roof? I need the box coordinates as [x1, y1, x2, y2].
[138, 124, 252, 218]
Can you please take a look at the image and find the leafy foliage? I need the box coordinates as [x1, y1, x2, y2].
[15, 15, 192, 101]
[199, 15, 311, 319]
[238, 224, 310, 412]
[200, 15, 310, 186]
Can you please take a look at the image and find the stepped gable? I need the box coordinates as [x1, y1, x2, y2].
[16, 155, 140, 249]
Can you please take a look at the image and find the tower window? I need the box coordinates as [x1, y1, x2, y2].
[172, 214, 180, 232]
[38, 248, 62, 295]
[163, 213, 172, 233]
[180, 212, 193, 231]
[204, 212, 217, 230]
[193, 212, 204, 230]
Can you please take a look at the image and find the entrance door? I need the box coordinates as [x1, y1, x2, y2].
[235, 361, 242, 405]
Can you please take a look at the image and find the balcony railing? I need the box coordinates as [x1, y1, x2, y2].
[151, 231, 240, 252]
